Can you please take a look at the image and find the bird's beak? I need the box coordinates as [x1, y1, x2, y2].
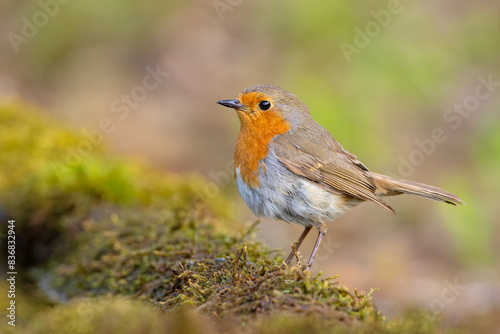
[217, 99, 243, 110]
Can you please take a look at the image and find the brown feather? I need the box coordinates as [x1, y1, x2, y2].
[370, 172, 464, 205]
[272, 127, 395, 214]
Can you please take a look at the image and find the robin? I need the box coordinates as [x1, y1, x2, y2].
[217, 84, 463, 271]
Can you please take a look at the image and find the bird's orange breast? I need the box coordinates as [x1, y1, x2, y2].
[234, 110, 291, 188]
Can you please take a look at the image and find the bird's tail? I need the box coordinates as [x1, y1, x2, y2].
[370, 172, 464, 206]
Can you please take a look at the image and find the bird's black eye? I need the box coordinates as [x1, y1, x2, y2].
[259, 100, 271, 110]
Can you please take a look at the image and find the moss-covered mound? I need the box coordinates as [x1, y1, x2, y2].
[45, 207, 380, 325]
[0, 99, 229, 268]
[0, 100, 467, 333]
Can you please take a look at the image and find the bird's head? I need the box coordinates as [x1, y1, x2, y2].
[217, 84, 311, 130]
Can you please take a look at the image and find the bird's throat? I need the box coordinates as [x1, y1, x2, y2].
[234, 111, 291, 188]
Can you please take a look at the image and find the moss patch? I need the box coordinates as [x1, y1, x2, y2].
[0, 99, 230, 267]
[45, 208, 381, 327]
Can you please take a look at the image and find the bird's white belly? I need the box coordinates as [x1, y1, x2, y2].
[235, 150, 358, 227]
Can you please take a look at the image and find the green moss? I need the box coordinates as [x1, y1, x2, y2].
[0, 296, 454, 334]
[0, 100, 230, 266]
[45, 206, 381, 326]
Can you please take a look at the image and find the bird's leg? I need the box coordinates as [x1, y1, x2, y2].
[284, 226, 312, 267]
[305, 225, 327, 271]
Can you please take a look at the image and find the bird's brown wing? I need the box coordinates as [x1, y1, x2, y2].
[272, 124, 395, 213]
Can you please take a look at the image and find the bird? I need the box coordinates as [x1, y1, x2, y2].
[217, 84, 463, 271]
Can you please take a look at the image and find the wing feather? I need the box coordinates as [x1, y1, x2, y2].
[272, 125, 395, 213]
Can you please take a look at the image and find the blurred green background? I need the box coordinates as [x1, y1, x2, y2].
[1, 0, 499, 326]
